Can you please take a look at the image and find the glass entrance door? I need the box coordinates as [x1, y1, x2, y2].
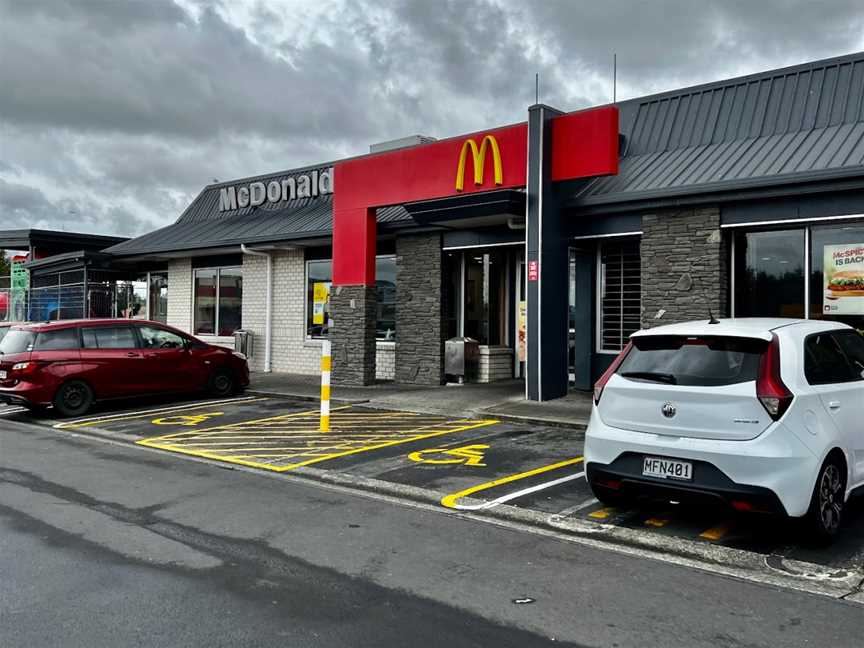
[514, 256, 525, 378]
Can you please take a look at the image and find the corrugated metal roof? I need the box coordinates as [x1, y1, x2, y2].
[575, 51, 864, 206]
[107, 162, 412, 256]
[110, 51, 864, 257]
[105, 193, 410, 256]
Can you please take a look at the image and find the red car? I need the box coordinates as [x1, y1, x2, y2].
[0, 319, 250, 416]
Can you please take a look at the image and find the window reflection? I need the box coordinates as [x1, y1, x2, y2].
[305, 256, 396, 340]
[810, 224, 864, 331]
[445, 249, 509, 346]
[734, 229, 805, 318]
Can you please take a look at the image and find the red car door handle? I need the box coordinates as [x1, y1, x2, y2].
[126, 352, 140, 358]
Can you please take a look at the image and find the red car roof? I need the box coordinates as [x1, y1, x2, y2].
[9, 319, 168, 331]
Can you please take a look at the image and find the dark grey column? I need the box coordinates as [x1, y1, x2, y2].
[640, 207, 727, 328]
[395, 233, 444, 385]
[525, 104, 569, 401]
[330, 285, 377, 385]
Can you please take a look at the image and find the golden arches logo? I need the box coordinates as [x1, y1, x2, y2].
[455, 135, 503, 191]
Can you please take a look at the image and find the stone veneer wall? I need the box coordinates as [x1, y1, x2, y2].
[640, 207, 727, 329]
[330, 285, 377, 385]
[395, 233, 444, 385]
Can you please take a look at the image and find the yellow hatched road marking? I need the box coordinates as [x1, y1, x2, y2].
[588, 508, 614, 520]
[699, 523, 732, 541]
[143, 406, 351, 441]
[137, 405, 500, 472]
[644, 517, 670, 528]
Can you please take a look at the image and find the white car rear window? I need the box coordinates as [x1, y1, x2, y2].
[618, 336, 767, 387]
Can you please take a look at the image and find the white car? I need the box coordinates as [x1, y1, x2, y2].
[585, 318, 864, 542]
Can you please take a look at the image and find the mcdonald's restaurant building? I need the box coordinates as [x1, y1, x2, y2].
[100, 52, 864, 400]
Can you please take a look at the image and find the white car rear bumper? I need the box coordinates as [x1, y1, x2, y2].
[584, 407, 820, 517]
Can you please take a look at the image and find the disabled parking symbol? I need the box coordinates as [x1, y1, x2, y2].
[151, 412, 224, 427]
[408, 444, 489, 467]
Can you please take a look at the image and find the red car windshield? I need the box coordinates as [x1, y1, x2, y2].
[0, 329, 36, 355]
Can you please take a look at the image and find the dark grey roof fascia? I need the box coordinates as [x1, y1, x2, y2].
[574, 164, 864, 208]
[570, 174, 864, 216]
[23, 249, 116, 273]
[103, 203, 412, 257]
[0, 229, 128, 250]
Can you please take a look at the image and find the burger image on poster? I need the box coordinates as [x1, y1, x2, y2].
[827, 270, 864, 297]
[824, 244, 864, 314]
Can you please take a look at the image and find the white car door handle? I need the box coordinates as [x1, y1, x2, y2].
[828, 401, 841, 410]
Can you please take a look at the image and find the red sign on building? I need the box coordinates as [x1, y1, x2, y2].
[331, 105, 619, 286]
[528, 260, 539, 282]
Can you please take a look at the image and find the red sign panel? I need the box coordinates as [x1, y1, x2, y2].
[528, 260, 539, 282]
[333, 106, 619, 286]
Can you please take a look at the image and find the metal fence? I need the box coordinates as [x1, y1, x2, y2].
[0, 281, 129, 323]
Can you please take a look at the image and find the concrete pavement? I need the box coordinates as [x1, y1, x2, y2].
[247, 373, 593, 427]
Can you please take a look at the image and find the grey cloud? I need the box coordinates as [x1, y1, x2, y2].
[0, 177, 155, 237]
[1, 0, 863, 241]
[517, 1, 864, 99]
[0, 0, 381, 142]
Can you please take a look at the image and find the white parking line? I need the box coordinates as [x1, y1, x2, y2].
[454, 471, 586, 511]
[53, 396, 264, 429]
[550, 497, 600, 519]
[0, 406, 28, 416]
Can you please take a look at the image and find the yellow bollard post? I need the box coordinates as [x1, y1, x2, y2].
[320, 339, 331, 432]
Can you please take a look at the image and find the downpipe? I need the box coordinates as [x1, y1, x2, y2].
[240, 244, 273, 373]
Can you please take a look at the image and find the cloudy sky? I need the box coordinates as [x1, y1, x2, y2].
[1, 0, 863, 239]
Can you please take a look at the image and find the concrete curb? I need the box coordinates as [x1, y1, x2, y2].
[480, 411, 588, 430]
[247, 388, 588, 429]
[247, 389, 370, 405]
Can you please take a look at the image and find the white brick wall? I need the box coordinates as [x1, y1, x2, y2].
[242, 249, 321, 375]
[166, 251, 397, 380]
[376, 343, 395, 381]
[478, 345, 514, 383]
[167, 259, 192, 332]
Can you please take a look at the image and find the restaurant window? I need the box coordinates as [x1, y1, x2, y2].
[194, 267, 242, 336]
[305, 256, 396, 340]
[116, 272, 168, 322]
[733, 229, 806, 318]
[116, 278, 147, 319]
[443, 252, 462, 339]
[597, 239, 641, 352]
[809, 223, 864, 331]
[149, 273, 169, 324]
[442, 248, 513, 346]
[462, 251, 507, 345]
[731, 220, 864, 332]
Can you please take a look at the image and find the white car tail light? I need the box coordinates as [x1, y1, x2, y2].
[593, 341, 632, 404]
[756, 333, 793, 420]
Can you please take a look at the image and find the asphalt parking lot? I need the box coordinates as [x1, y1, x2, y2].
[3, 395, 864, 581]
